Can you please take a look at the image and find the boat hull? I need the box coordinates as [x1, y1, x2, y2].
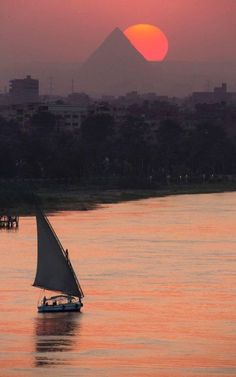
[38, 302, 82, 313]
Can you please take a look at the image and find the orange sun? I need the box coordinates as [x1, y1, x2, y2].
[124, 24, 168, 61]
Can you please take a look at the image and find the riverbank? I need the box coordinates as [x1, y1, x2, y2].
[1, 181, 236, 215]
[40, 182, 236, 212]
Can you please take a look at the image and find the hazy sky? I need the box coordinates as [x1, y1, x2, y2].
[0, 0, 236, 67]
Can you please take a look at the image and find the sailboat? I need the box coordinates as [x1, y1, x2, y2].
[33, 210, 84, 313]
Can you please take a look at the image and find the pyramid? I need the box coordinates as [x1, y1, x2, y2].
[77, 28, 149, 95]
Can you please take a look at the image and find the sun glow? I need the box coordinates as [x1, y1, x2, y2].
[124, 24, 168, 61]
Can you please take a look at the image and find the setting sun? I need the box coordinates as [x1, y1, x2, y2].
[124, 24, 168, 61]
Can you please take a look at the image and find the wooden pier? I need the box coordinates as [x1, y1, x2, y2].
[0, 215, 19, 228]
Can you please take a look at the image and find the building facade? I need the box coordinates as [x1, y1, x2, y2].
[9, 75, 39, 104]
[190, 83, 236, 106]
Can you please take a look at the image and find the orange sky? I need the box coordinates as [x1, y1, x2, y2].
[0, 0, 235, 67]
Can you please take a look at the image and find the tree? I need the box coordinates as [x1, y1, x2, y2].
[155, 119, 185, 176]
[186, 122, 236, 174]
[79, 113, 115, 176]
[31, 110, 58, 135]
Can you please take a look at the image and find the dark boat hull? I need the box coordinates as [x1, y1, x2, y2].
[38, 302, 82, 313]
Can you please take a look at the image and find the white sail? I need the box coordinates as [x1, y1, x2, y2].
[33, 210, 83, 298]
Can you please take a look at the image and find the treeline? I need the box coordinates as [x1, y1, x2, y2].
[0, 108, 236, 187]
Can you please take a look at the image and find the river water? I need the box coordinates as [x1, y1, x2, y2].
[0, 193, 236, 377]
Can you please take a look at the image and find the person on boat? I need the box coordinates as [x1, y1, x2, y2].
[43, 296, 47, 305]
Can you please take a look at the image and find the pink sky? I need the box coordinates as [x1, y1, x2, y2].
[0, 0, 235, 66]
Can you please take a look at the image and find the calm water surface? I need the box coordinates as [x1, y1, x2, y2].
[0, 193, 236, 376]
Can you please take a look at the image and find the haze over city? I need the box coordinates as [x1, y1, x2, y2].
[0, 0, 236, 95]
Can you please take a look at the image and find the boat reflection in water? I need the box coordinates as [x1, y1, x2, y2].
[34, 312, 81, 367]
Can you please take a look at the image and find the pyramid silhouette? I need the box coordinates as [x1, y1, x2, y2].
[77, 28, 149, 95]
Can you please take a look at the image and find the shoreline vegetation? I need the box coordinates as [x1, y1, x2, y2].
[1, 180, 236, 215]
[1, 103, 236, 217]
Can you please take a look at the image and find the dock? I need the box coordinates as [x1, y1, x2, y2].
[0, 215, 19, 228]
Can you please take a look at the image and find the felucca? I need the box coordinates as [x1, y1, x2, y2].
[33, 210, 84, 313]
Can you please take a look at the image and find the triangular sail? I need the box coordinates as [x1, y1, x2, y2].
[33, 210, 84, 298]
